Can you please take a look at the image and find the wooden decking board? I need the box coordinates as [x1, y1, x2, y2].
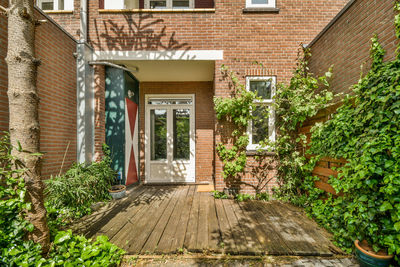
[74, 186, 146, 237]
[168, 186, 196, 252]
[155, 186, 190, 254]
[74, 186, 342, 257]
[110, 187, 166, 247]
[239, 201, 291, 255]
[256, 201, 318, 256]
[123, 187, 177, 253]
[271, 201, 333, 256]
[221, 199, 252, 254]
[229, 200, 264, 255]
[195, 193, 210, 251]
[207, 196, 222, 252]
[96, 187, 157, 239]
[183, 188, 200, 251]
[140, 186, 182, 254]
[214, 198, 237, 254]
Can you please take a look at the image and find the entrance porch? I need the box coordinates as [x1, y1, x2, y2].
[72, 186, 342, 256]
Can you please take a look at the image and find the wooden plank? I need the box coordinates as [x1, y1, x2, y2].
[272, 201, 334, 256]
[74, 185, 146, 236]
[214, 198, 237, 254]
[207, 195, 222, 252]
[155, 186, 190, 253]
[94, 187, 158, 239]
[258, 201, 319, 256]
[196, 192, 209, 251]
[110, 187, 167, 248]
[124, 186, 177, 253]
[221, 199, 251, 254]
[140, 186, 182, 254]
[229, 200, 264, 255]
[313, 166, 338, 177]
[169, 186, 196, 252]
[314, 180, 338, 195]
[183, 189, 200, 252]
[239, 201, 291, 255]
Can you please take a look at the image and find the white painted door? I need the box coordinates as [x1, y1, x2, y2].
[145, 95, 195, 183]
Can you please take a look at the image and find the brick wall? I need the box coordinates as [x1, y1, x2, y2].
[0, 0, 77, 178]
[308, 0, 399, 95]
[139, 82, 214, 184]
[44, 0, 350, 192]
[304, 0, 399, 195]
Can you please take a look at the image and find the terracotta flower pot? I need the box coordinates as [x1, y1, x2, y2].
[354, 240, 393, 267]
[109, 185, 126, 199]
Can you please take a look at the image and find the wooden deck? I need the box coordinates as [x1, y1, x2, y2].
[72, 186, 340, 256]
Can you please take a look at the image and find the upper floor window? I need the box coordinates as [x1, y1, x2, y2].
[37, 0, 74, 11]
[145, 0, 194, 9]
[246, 76, 276, 151]
[245, 0, 275, 8]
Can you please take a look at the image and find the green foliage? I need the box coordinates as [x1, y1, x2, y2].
[255, 192, 269, 201]
[44, 144, 116, 229]
[307, 35, 400, 261]
[0, 135, 125, 266]
[235, 193, 254, 202]
[272, 46, 335, 201]
[212, 190, 229, 199]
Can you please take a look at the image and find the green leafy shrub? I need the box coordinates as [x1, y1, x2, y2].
[235, 193, 255, 202]
[307, 35, 400, 261]
[212, 190, 229, 199]
[45, 144, 116, 228]
[0, 135, 125, 266]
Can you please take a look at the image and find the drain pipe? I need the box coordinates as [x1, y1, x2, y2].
[76, 0, 95, 164]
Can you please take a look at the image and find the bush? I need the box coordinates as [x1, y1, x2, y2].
[0, 135, 125, 266]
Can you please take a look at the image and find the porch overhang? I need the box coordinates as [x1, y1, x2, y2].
[93, 50, 224, 61]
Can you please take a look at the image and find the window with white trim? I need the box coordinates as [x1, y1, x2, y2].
[144, 0, 194, 9]
[246, 76, 276, 150]
[245, 0, 276, 8]
[37, 0, 73, 11]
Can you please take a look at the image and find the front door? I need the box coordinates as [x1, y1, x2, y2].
[145, 94, 195, 183]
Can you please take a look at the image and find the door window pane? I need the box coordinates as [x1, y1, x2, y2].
[250, 80, 272, 100]
[252, 0, 268, 4]
[150, 0, 166, 8]
[252, 106, 269, 145]
[150, 109, 167, 160]
[148, 98, 192, 105]
[173, 109, 190, 160]
[173, 0, 189, 8]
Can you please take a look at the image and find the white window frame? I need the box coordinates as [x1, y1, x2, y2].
[36, 0, 74, 11]
[245, 0, 276, 8]
[246, 76, 276, 151]
[144, 0, 194, 9]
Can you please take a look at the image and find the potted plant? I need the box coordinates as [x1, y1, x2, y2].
[108, 172, 126, 200]
[354, 240, 393, 267]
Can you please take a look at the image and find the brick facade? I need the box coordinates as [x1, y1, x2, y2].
[304, 0, 399, 194]
[44, 0, 350, 192]
[0, 0, 77, 178]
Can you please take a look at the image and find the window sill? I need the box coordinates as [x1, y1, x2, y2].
[246, 150, 276, 156]
[242, 7, 279, 13]
[99, 8, 215, 13]
[43, 10, 74, 14]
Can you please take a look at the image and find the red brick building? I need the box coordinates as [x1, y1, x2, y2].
[2, 0, 355, 193]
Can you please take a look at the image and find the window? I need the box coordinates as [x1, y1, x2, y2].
[246, 76, 276, 150]
[37, 0, 73, 11]
[245, 0, 276, 8]
[145, 0, 194, 9]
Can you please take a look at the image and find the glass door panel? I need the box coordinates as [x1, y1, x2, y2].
[150, 109, 167, 160]
[173, 109, 190, 160]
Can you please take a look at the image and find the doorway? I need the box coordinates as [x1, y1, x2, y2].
[145, 94, 195, 183]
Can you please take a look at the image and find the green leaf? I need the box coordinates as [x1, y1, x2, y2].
[380, 201, 393, 212]
[54, 231, 72, 244]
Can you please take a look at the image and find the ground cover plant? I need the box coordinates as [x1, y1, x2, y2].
[0, 134, 125, 266]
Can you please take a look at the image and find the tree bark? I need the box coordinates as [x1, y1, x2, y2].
[5, 0, 50, 253]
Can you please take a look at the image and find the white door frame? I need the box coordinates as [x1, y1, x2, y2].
[145, 94, 195, 183]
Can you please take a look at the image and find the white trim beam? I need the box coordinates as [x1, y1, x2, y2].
[93, 50, 224, 61]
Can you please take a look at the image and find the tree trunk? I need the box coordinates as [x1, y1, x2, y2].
[5, 0, 50, 253]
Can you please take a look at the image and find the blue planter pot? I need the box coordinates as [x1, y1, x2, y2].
[355, 240, 393, 267]
[109, 185, 126, 199]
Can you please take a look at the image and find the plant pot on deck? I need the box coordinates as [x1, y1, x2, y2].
[354, 240, 393, 267]
[109, 185, 126, 200]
